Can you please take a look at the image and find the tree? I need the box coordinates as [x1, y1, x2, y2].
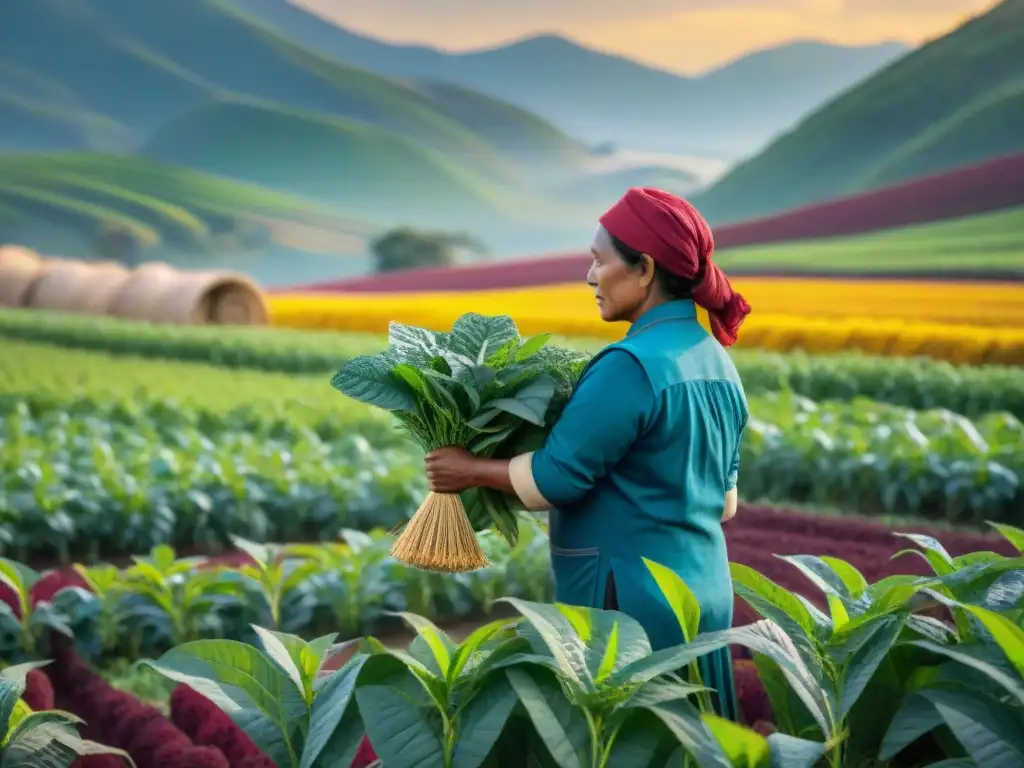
[93, 221, 143, 266]
[370, 227, 485, 273]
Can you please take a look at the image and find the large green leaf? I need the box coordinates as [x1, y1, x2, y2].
[630, 693, 730, 768]
[2, 718, 135, 768]
[729, 563, 818, 658]
[355, 656, 446, 768]
[498, 598, 591, 689]
[300, 656, 367, 768]
[765, 733, 828, 768]
[451, 674, 520, 768]
[987, 522, 1024, 554]
[907, 640, 1024, 706]
[834, 614, 905, 719]
[702, 713, 771, 767]
[141, 639, 308, 768]
[752, 655, 819, 741]
[881, 688, 1024, 765]
[0, 663, 50, 733]
[448, 619, 516, 687]
[487, 375, 555, 428]
[962, 604, 1024, 679]
[448, 314, 519, 363]
[391, 612, 456, 678]
[645, 558, 700, 643]
[614, 621, 834, 737]
[506, 666, 589, 768]
[388, 321, 448, 366]
[605, 710, 675, 768]
[330, 354, 416, 412]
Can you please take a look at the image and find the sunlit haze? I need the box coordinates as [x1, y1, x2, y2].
[294, 0, 1000, 73]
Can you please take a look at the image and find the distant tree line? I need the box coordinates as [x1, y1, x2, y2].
[371, 227, 486, 273]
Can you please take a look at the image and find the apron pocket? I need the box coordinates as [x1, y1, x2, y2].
[550, 546, 602, 607]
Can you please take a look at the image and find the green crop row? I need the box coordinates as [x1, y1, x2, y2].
[1, 342, 1020, 561]
[3, 308, 1022, 418]
[1, 525, 553, 664]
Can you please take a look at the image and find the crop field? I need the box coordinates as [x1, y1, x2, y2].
[266, 278, 1024, 364]
[2, 304, 1023, 767]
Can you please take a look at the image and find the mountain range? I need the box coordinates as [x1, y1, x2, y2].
[693, 0, 1024, 223]
[224, 0, 909, 158]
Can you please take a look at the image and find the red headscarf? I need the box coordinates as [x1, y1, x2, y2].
[599, 187, 751, 346]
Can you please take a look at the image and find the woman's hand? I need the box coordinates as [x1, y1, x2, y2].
[424, 446, 481, 493]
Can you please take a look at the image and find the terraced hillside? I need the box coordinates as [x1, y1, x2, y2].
[695, 0, 1024, 223]
[0, 153, 374, 258]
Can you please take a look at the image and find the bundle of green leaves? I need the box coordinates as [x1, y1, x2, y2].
[331, 313, 590, 545]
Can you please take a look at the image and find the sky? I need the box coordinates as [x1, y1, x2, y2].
[295, 0, 1001, 74]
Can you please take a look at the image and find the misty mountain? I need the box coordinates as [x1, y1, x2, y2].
[227, 0, 909, 158]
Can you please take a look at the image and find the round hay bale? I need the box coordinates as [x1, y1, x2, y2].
[0, 247, 46, 308]
[152, 270, 268, 326]
[107, 262, 182, 321]
[26, 259, 93, 313]
[0, 245, 41, 267]
[66, 262, 134, 315]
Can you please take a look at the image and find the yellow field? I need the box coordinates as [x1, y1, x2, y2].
[268, 279, 1024, 365]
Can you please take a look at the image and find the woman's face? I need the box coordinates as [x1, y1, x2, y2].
[587, 226, 655, 322]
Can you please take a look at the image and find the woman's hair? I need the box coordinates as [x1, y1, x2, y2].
[609, 234, 704, 300]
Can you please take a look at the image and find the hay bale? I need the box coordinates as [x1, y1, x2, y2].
[66, 262, 134, 315]
[151, 270, 268, 326]
[0, 246, 47, 308]
[107, 262, 181, 322]
[25, 259, 92, 312]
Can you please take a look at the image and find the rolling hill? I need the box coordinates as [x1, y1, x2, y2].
[0, 0, 587, 184]
[0, 153, 375, 262]
[694, 0, 1024, 224]
[228, 0, 908, 158]
[139, 100, 544, 227]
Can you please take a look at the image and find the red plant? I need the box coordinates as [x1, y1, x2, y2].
[22, 668, 55, 710]
[72, 758, 130, 768]
[734, 659, 773, 725]
[170, 685, 262, 766]
[44, 642, 229, 768]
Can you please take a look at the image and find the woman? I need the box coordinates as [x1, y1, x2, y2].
[426, 187, 751, 720]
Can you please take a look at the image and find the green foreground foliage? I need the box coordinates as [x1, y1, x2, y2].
[0, 662, 131, 767]
[131, 526, 1024, 768]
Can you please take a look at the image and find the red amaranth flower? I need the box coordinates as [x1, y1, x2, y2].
[71, 757, 130, 768]
[352, 735, 378, 768]
[23, 668, 56, 710]
[170, 685, 262, 765]
[153, 744, 230, 768]
[734, 660, 773, 725]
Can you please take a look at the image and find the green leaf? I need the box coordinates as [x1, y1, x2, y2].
[506, 667, 589, 768]
[1, 662, 50, 732]
[703, 713, 771, 767]
[252, 627, 307, 700]
[448, 619, 516, 686]
[515, 334, 553, 361]
[881, 688, 1024, 765]
[355, 656, 446, 768]
[835, 614, 905, 719]
[392, 612, 456, 678]
[818, 557, 869, 599]
[488, 375, 555, 428]
[752, 655, 817, 741]
[388, 321, 448, 365]
[644, 558, 700, 643]
[140, 639, 307, 768]
[906, 640, 1024, 706]
[3, 720, 136, 768]
[962, 604, 1024, 679]
[987, 522, 1024, 553]
[497, 598, 590, 689]
[893, 533, 955, 576]
[331, 354, 417, 412]
[604, 710, 673, 768]
[300, 656, 368, 768]
[451, 674, 520, 768]
[635, 695, 731, 768]
[448, 314, 519, 362]
[765, 733, 828, 768]
[729, 563, 818, 660]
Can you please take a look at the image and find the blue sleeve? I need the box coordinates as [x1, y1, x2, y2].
[726, 406, 748, 492]
[531, 349, 654, 507]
